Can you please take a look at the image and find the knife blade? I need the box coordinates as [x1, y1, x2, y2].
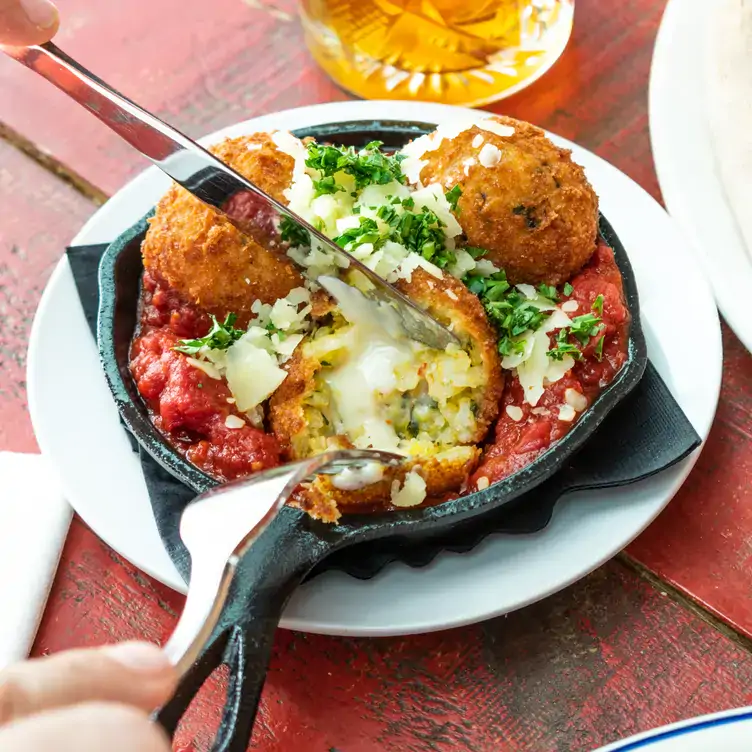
[3, 42, 458, 351]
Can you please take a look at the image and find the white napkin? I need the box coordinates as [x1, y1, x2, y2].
[0, 452, 72, 669]
[706, 0, 752, 255]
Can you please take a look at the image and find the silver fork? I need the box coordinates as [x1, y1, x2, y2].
[163, 449, 401, 676]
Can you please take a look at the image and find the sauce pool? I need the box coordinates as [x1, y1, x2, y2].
[469, 241, 630, 489]
[130, 272, 281, 481]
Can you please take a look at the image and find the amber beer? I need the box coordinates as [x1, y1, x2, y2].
[300, 0, 574, 105]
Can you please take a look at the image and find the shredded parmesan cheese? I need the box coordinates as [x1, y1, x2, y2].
[565, 388, 588, 412]
[186, 357, 222, 380]
[390, 471, 427, 507]
[506, 405, 524, 422]
[478, 143, 502, 168]
[462, 157, 477, 175]
[558, 404, 576, 422]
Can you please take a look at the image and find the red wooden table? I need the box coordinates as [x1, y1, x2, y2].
[3, 0, 752, 749]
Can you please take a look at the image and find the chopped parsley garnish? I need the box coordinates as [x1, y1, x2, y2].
[305, 141, 406, 190]
[592, 294, 604, 316]
[279, 216, 310, 247]
[462, 270, 510, 300]
[547, 328, 583, 361]
[334, 216, 382, 250]
[265, 321, 286, 339]
[537, 283, 558, 302]
[174, 313, 244, 355]
[462, 269, 550, 355]
[445, 185, 462, 212]
[594, 335, 605, 362]
[389, 208, 455, 268]
[545, 306, 605, 360]
[563, 282, 574, 296]
[464, 246, 487, 259]
[312, 175, 345, 197]
[569, 313, 604, 346]
[376, 204, 399, 225]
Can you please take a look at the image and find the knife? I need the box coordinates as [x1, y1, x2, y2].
[3, 42, 457, 351]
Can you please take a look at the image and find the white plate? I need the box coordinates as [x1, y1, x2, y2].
[27, 101, 721, 637]
[650, 0, 752, 351]
[595, 706, 752, 751]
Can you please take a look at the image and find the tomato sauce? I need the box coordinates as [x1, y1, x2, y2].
[131, 239, 629, 496]
[130, 272, 281, 482]
[469, 241, 630, 489]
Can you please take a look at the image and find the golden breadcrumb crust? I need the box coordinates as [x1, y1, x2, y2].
[141, 133, 302, 326]
[419, 115, 599, 286]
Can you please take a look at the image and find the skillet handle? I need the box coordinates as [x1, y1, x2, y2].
[155, 507, 336, 751]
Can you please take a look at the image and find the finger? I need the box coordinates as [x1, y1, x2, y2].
[0, 642, 177, 726]
[0, 0, 59, 46]
[0, 702, 172, 751]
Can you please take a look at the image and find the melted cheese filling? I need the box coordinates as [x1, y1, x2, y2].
[306, 277, 484, 460]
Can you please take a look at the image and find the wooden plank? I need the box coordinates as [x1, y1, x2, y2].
[0, 0, 340, 196]
[33, 529, 752, 751]
[0, 0, 660, 198]
[0, 139, 95, 452]
[628, 323, 752, 639]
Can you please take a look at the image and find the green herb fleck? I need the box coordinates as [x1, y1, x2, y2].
[445, 185, 462, 212]
[569, 313, 604, 346]
[279, 216, 310, 247]
[390, 208, 454, 268]
[312, 175, 345, 197]
[538, 283, 558, 302]
[334, 217, 382, 250]
[563, 282, 574, 296]
[594, 335, 605, 362]
[592, 294, 604, 316]
[464, 246, 487, 259]
[547, 328, 583, 361]
[174, 313, 244, 355]
[376, 204, 401, 227]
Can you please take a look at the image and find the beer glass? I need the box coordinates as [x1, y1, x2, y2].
[300, 0, 575, 106]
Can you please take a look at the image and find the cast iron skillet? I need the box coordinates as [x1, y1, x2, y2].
[97, 120, 648, 751]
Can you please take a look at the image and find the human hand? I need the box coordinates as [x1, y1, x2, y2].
[0, 0, 59, 46]
[0, 642, 178, 751]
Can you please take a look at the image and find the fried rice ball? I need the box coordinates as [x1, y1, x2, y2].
[269, 269, 504, 522]
[141, 133, 303, 326]
[417, 116, 599, 286]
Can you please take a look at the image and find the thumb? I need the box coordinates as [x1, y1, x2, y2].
[0, 0, 59, 47]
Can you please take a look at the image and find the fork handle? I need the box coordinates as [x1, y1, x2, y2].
[155, 507, 337, 751]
